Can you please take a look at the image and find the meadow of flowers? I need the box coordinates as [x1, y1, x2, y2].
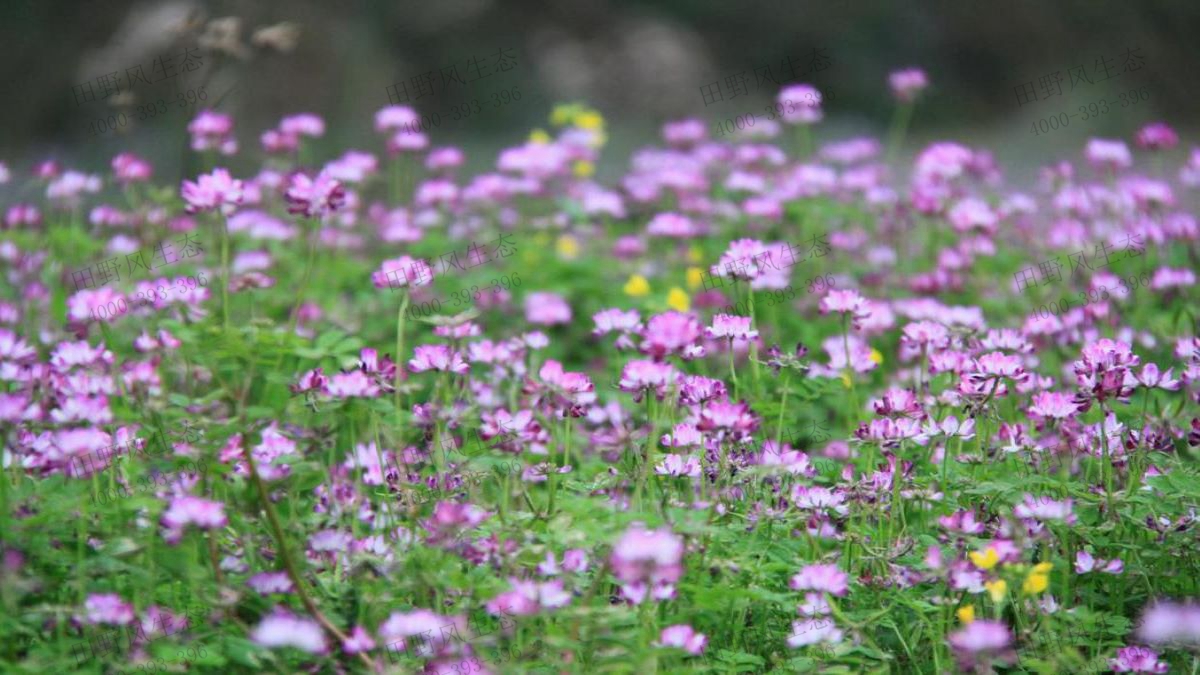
[3, 71, 1200, 674]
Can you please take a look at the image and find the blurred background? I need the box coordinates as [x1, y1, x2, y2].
[2, 0, 1197, 180]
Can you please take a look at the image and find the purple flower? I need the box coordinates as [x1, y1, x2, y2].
[706, 314, 758, 341]
[778, 84, 823, 124]
[408, 345, 469, 375]
[657, 624, 708, 654]
[372, 256, 434, 290]
[247, 571, 295, 595]
[611, 524, 684, 605]
[787, 617, 843, 647]
[524, 292, 572, 325]
[181, 168, 243, 215]
[250, 608, 328, 654]
[1085, 138, 1133, 171]
[1013, 494, 1077, 524]
[1110, 645, 1169, 673]
[641, 311, 702, 359]
[285, 170, 346, 217]
[1137, 600, 1200, 645]
[947, 620, 1013, 668]
[888, 68, 929, 102]
[84, 593, 136, 625]
[1136, 122, 1179, 151]
[789, 563, 849, 596]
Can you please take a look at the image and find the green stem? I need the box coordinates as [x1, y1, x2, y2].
[286, 216, 318, 336]
[886, 102, 915, 166]
[219, 213, 231, 330]
[394, 291, 411, 426]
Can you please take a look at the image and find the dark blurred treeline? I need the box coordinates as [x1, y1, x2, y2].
[1, 0, 1197, 173]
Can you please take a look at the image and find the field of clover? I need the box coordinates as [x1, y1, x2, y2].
[3, 70, 1200, 675]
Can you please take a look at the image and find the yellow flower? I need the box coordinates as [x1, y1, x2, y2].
[687, 246, 704, 264]
[550, 105, 574, 126]
[984, 579, 1008, 603]
[624, 274, 650, 297]
[575, 110, 604, 131]
[666, 287, 690, 312]
[529, 129, 551, 144]
[685, 267, 704, 291]
[556, 235, 580, 260]
[869, 348, 884, 365]
[969, 548, 1000, 571]
[1023, 571, 1050, 595]
[572, 160, 594, 178]
[956, 605, 976, 625]
[1032, 562, 1053, 575]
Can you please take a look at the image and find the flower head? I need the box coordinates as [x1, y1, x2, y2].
[181, 168, 243, 215]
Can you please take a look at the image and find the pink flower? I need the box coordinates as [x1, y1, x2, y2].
[787, 618, 844, 647]
[486, 579, 571, 616]
[161, 496, 228, 539]
[375, 105, 420, 133]
[251, 609, 328, 654]
[1075, 550, 1124, 575]
[1110, 645, 1168, 673]
[1013, 494, 1077, 524]
[188, 110, 237, 155]
[610, 524, 684, 605]
[378, 609, 464, 657]
[1085, 138, 1133, 171]
[947, 197, 998, 234]
[181, 168, 243, 215]
[888, 68, 929, 102]
[1137, 601, 1200, 645]
[342, 626, 376, 655]
[285, 171, 346, 217]
[819, 289, 871, 328]
[618, 359, 678, 401]
[791, 486, 847, 514]
[947, 620, 1013, 666]
[325, 370, 381, 397]
[524, 292, 572, 325]
[408, 345, 469, 375]
[247, 571, 295, 595]
[84, 593, 136, 625]
[789, 563, 849, 596]
[426, 147, 465, 171]
[706, 314, 758, 341]
[1028, 391, 1078, 419]
[657, 625, 708, 655]
[662, 119, 707, 146]
[372, 256, 434, 289]
[647, 212, 700, 238]
[778, 84, 823, 124]
[1073, 338, 1140, 406]
[593, 308, 642, 336]
[641, 311, 702, 359]
[655, 453, 701, 477]
[111, 153, 152, 183]
[280, 113, 325, 138]
[1136, 122, 1178, 151]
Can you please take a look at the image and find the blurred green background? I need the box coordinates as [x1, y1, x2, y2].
[2, 0, 1197, 178]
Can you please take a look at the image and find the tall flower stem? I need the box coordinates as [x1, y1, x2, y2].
[727, 337, 739, 398]
[840, 315, 860, 425]
[394, 291, 410, 425]
[886, 102, 915, 166]
[1098, 405, 1115, 516]
[219, 213, 232, 330]
[240, 440, 377, 672]
[746, 284, 761, 389]
[286, 217, 318, 337]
